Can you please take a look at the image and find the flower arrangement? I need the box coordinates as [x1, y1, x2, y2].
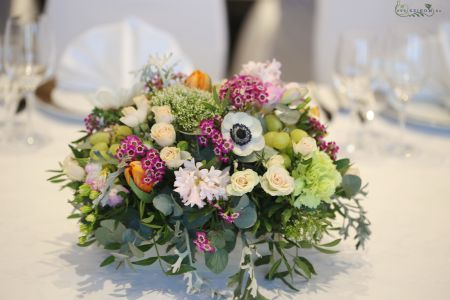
[49, 54, 370, 299]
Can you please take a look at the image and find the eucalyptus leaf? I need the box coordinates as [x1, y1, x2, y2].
[342, 175, 362, 198]
[205, 248, 228, 274]
[153, 194, 174, 216]
[233, 198, 257, 229]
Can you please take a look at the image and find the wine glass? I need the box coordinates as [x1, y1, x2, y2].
[383, 31, 428, 157]
[334, 31, 375, 155]
[3, 15, 55, 147]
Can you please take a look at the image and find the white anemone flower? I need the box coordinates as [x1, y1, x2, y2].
[174, 159, 230, 208]
[221, 112, 265, 156]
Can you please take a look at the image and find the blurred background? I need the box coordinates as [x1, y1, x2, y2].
[0, 0, 450, 150]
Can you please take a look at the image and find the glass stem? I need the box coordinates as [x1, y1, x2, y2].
[398, 101, 406, 145]
[25, 90, 35, 142]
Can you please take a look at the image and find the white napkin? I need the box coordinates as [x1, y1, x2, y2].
[53, 16, 193, 115]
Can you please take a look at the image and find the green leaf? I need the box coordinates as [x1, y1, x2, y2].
[295, 256, 316, 275]
[165, 264, 196, 275]
[104, 243, 122, 250]
[280, 277, 299, 291]
[266, 259, 282, 280]
[137, 243, 154, 252]
[67, 213, 81, 219]
[132, 256, 158, 266]
[320, 238, 341, 248]
[335, 158, 350, 174]
[254, 255, 271, 266]
[160, 255, 178, 264]
[100, 255, 115, 267]
[153, 194, 174, 216]
[208, 231, 226, 249]
[205, 248, 228, 274]
[77, 239, 96, 247]
[128, 242, 144, 258]
[267, 204, 284, 218]
[342, 175, 362, 198]
[294, 257, 312, 278]
[313, 245, 339, 254]
[281, 209, 292, 225]
[129, 178, 154, 203]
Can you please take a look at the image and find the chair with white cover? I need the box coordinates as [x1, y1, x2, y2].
[45, 0, 228, 81]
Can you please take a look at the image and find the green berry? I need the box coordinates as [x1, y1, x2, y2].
[281, 153, 292, 169]
[272, 132, 291, 150]
[264, 114, 283, 132]
[264, 131, 277, 148]
[290, 129, 308, 143]
[89, 132, 110, 145]
[109, 144, 120, 155]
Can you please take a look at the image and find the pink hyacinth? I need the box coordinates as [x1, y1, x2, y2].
[219, 74, 269, 109]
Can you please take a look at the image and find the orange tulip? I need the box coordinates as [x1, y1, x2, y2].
[124, 161, 153, 193]
[185, 70, 212, 91]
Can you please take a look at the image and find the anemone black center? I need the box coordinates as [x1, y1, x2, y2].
[230, 123, 252, 146]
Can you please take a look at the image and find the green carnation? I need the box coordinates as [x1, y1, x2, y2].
[292, 151, 341, 209]
[151, 85, 222, 132]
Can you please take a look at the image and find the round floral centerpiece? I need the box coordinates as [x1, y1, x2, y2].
[49, 55, 370, 299]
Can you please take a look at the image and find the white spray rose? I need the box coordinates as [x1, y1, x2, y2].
[261, 166, 294, 196]
[293, 136, 317, 158]
[150, 123, 176, 147]
[226, 169, 260, 196]
[119, 95, 149, 127]
[264, 154, 285, 169]
[152, 105, 174, 123]
[62, 155, 85, 181]
[160, 147, 192, 169]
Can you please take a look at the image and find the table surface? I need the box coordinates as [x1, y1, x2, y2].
[0, 108, 449, 300]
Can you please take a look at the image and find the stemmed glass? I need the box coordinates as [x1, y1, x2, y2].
[383, 31, 428, 157]
[3, 15, 55, 147]
[334, 31, 375, 155]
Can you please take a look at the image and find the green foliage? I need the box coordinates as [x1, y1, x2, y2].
[205, 248, 229, 274]
[233, 195, 257, 229]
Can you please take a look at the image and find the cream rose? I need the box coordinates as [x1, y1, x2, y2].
[264, 154, 285, 169]
[261, 166, 294, 196]
[226, 169, 260, 196]
[151, 123, 176, 147]
[293, 136, 317, 158]
[160, 147, 192, 169]
[62, 155, 86, 181]
[152, 105, 174, 124]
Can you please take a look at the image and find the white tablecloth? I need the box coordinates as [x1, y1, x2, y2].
[0, 109, 449, 299]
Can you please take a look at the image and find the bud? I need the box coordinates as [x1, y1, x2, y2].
[80, 205, 92, 214]
[78, 184, 91, 197]
[85, 214, 96, 223]
[185, 70, 212, 91]
[89, 190, 100, 200]
[124, 161, 153, 192]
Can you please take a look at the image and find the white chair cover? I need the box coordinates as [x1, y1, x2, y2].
[45, 0, 228, 81]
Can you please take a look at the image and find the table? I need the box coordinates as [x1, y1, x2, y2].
[0, 108, 449, 299]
